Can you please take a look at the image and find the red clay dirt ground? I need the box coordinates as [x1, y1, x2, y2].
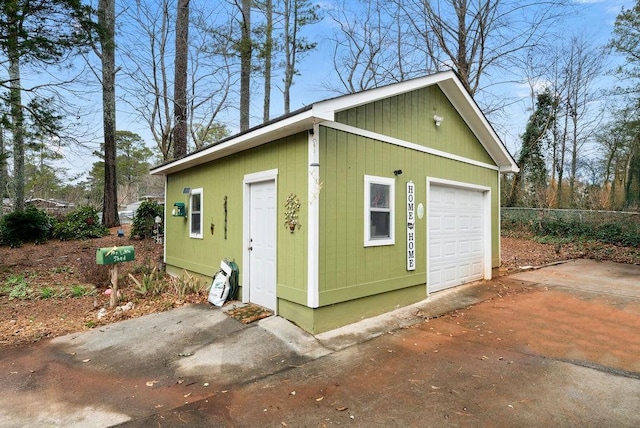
[79, 268, 640, 427]
[0, 229, 639, 348]
[195, 285, 640, 427]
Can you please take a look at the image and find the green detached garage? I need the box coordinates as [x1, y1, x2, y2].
[150, 70, 519, 333]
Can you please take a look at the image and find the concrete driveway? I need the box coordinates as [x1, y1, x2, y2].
[0, 259, 639, 427]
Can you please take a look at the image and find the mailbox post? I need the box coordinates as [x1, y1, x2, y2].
[96, 246, 135, 307]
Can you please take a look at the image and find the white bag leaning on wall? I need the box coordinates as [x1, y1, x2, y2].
[208, 260, 233, 307]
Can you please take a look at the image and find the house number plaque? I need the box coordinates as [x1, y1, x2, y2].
[406, 181, 416, 271]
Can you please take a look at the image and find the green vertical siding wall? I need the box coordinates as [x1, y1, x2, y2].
[164, 133, 309, 306]
[335, 85, 495, 166]
[317, 83, 501, 308]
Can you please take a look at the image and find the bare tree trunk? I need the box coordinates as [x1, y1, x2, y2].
[262, 0, 273, 122]
[8, 49, 24, 212]
[454, 0, 471, 93]
[173, 0, 189, 159]
[6, 0, 24, 211]
[624, 146, 638, 208]
[0, 128, 5, 212]
[284, 0, 320, 109]
[283, 0, 293, 114]
[556, 106, 568, 207]
[602, 136, 618, 209]
[240, 0, 251, 131]
[99, 0, 120, 227]
[569, 108, 578, 206]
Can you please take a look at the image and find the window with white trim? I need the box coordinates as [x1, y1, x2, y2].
[364, 175, 395, 246]
[189, 188, 203, 239]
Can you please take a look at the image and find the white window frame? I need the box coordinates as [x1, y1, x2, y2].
[189, 187, 203, 239]
[364, 175, 395, 247]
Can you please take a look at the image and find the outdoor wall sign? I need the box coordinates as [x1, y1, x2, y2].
[407, 181, 416, 271]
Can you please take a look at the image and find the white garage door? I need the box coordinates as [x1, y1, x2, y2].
[428, 184, 486, 293]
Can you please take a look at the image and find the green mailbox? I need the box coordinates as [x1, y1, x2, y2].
[172, 202, 186, 217]
[96, 246, 135, 265]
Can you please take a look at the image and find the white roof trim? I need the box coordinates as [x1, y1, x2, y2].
[151, 109, 316, 175]
[435, 74, 519, 173]
[323, 121, 500, 171]
[151, 70, 518, 175]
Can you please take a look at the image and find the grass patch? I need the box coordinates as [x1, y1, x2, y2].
[69, 285, 95, 298]
[0, 278, 95, 300]
[51, 266, 74, 274]
[3, 275, 32, 300]
[40, 287, 56, 299]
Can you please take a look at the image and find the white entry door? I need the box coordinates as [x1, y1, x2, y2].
[248, 180, 277, 311]
[428, 184, 486, 293]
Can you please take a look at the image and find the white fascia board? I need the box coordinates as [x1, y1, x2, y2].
[312, 71, 458, 116]
[323, 121, 500, 172]
[437, 78, 519, 174]
[150, 109, 317, 175]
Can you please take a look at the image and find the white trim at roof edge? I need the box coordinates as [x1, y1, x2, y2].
[150, 70, 518, 176]
[151, 109, 316, 175]
[323, 121, 500, 172]
[436, 77, 519, 173]
[313, 71, 459, 116]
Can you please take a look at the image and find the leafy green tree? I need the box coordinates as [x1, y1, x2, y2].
[0, 0, 93, 212]
[192, 123, 231, 148]
[88, 131, 154, 205]
[505, 89, 558, 207]
[130, 200, 163, 239]
[610, 1, 640, 83]
[24, 164, 63, 200]
[607, 2, 640, 208]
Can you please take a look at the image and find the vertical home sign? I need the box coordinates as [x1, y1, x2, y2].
[406, 181, 416, 271]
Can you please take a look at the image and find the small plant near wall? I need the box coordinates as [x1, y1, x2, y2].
[284, 193, 301, 233]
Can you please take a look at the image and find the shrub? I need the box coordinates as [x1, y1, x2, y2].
[129, 267, 166, 296]
[130, 200, 163, 239]
[168, 271, 206, 300]
[53, 206, 109, 241]
[0, 207, 54, 247]
[503, 213, 640, 247]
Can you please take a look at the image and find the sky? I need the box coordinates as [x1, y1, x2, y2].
[52, 0, 636, 182]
